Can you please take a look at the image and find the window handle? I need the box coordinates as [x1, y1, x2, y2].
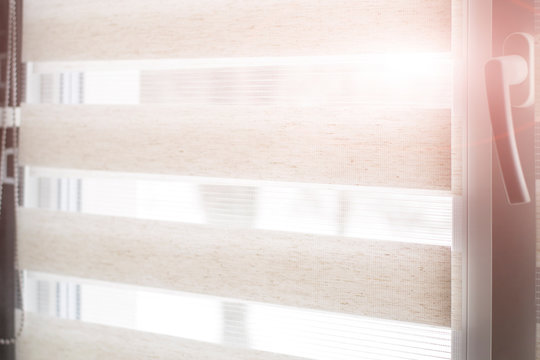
[485, 32, 534, 205]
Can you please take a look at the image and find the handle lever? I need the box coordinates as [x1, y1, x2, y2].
[485, 32, 534, 205]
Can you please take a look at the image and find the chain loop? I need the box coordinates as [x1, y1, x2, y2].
[0, 0, 24, 346]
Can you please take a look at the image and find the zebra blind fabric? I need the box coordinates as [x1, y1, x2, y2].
[17, 0, 466, 359]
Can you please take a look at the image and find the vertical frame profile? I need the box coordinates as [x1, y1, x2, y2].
[491, 0, 536, 359]
[467, 0, 493, 358]
[468, 0, 537, 359]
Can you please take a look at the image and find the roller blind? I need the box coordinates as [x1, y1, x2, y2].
[18, 0, 466, 359]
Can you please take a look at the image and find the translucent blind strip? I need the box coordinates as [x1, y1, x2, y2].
[22, 0, 451, 61]
[22, 271, 451, 360]
[26, 54, 452, 108]
[18, 208, 451, 326]
[23, 168, 453, 246]
[20, 105, 451, 190]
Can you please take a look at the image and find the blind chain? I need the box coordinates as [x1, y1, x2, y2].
[0, 0, 24, 346]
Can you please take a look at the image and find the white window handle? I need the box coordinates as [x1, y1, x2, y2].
[485, 32, 534, 205]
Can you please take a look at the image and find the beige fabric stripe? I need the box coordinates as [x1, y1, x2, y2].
[18, 208, 451, 326]
[18, 313, 305, 360]
[20, 104, 451, 190]
[22, 0, 451, 61]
